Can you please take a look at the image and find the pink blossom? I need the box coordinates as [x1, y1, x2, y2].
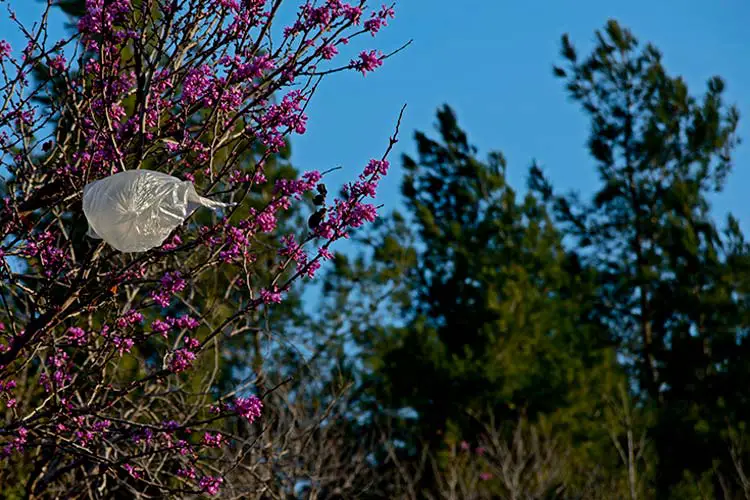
[151, 271, 186, 307]
[177, 467, 197, 480]
[362, 159, 390, 179]
[0, 41, 11, 60]
[169, 349, 196, 373]
[260, 287, 283, 304]
[160, 234, 182, 251]
[50, 54, 66, 72]
[112, 336, 134, 355]
[174, 315, 200, 330]
[66, 327, 88, 346]
[1, 427, 28, 457]
[151, 319, 172, 336]
[116, 309, 143, 329]
[350, 50, 383, 76]
[202, 432, 223, 447]
[184, 336, 200, 350]
[182, 65, 214, 104]
[232, 395, 263, 423]
[176, 439, 191, 456]
[256, 211, 277, 232]
[320, 44, 338, 60]
[318, 247, 334, 260]
[123, 463, 142, 479]
[199, 476, 223, 496]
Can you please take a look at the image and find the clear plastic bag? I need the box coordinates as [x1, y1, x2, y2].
[82, 169, 231, 253]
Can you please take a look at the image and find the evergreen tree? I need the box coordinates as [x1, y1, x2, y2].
[535, 19, 750, 496]
[317, 105, 621, 496]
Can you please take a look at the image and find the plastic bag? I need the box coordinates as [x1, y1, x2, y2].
[82, 169, 231, 253]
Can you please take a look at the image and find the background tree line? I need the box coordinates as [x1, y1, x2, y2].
[291, 19, 750, 499]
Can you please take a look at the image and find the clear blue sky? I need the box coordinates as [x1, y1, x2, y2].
[4, 1, 750, 232]
[294, 0, 750, 234]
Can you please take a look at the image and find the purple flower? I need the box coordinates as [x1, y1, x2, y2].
[256, 211, 277, 232]
[50, 54, 66, 72]
[162, 271, 186, 293]
[151, 271, 186, 308]
[151, 319, 172, 336]
[202, 432, 223, 447]
[92, 420, 111, 433]
[124, 463, 142, 479]
[169, 349, 196, 373]
[1, 427, 28, 457]
[320, 44, 338, 60]
[116, 309, 143, 329]
[0, 41, 11, 60]
[182, 65, 214, 104]
[362, 159, 390, 179]
[260, 287, 283, 304]
[162, 420, 180, 430]
[112, 336, 134, 355]
[184, 336, 200, 350]
[350, 50, 383, 76]
[199, 476, 223, 496]
[174, 315, 200, 330]
[133, 427, 154, 445]
[364, 4, 396, 35]
[318, 247, 334, 260]
[176, 439, 191, 456]
[161, 234, 182, 251]
[177, 467, 196, 480]
[66, 327, 88, 345]
[232, 395, 263, 423]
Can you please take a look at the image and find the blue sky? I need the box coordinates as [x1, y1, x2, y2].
[293, 0, 750, 233]
[3, 1, 750, 232]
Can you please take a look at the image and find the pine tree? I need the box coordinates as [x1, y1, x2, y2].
[318, 105, 620, 496]
[536, 19, 750, 496]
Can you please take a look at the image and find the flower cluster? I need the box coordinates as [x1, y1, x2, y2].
[351, 50, 384, 76]
[199, 476, 223, 496]
[1, 427, 28, 458]
[151, 315, 200, 337]
[364, 4, 396, 36]
[151, 271, 187, 308]
[169, 348, 197, 373]
[315, 159, 390, 240]
[232, 395, 263, 423]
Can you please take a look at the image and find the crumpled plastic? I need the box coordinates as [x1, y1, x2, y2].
[82, 169, 231, 253]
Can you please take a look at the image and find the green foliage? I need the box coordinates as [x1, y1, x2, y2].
[313, 104, 626, 495]
[534, 18, 750, 496]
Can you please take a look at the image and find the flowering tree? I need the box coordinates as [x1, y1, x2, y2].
[0, 0, 403, 496]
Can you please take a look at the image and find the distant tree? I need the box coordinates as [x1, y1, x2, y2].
[536, 19, 750, 496]
[314, 105, 624, 496]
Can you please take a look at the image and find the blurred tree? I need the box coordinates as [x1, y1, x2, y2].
[535, 19, 750, 497]
[313, 105, 625, 497]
